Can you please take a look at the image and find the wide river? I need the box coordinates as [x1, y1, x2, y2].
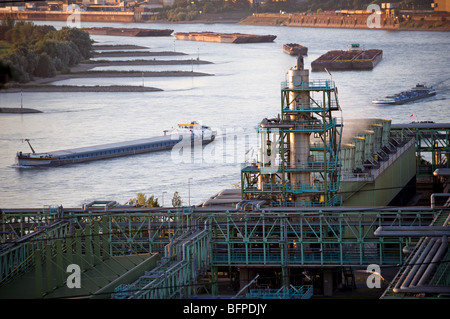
[0, 20, 449, 208]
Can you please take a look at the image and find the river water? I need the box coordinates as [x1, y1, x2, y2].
[0, 21, 449, 208]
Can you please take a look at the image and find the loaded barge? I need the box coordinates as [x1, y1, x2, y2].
[82, 27, 173, 37]
[283, 43, 308, 56]
[15, 122, 215, 167]
[311, 45, 382, 71]
[173, 32, 276, 43]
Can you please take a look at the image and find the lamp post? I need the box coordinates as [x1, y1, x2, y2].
[188, 178, 193, 206]
[162, 191, 167, 207]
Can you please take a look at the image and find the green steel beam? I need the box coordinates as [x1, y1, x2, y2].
[1, 206, 447, 298]
[391, 125, 450, 177]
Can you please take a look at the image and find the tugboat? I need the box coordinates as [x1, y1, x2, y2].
[15, 122, 215, 167]
[372, 84, 436, 105]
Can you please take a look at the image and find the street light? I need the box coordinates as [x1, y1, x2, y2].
[162, 191, 167, 207]
[188, 178, 193, 206]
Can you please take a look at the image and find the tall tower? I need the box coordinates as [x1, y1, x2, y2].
[287, 57, 312, 205]
[241, 58, 343, 207]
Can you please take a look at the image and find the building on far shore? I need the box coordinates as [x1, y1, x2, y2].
[432, 0, 450, 12]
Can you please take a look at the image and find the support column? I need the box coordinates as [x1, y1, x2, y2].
[56, 239, 64, 287]
[239, 267, 256, 294]
[35, 248, 42, 298]
[323, 269, 333, 297]
[45, 243, 53, 294]
[210, 266, 218, 296]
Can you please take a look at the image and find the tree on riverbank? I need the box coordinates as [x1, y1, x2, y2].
[0, 19, 92, 84]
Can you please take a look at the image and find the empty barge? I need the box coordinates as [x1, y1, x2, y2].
[283, 43, 308, 56]
[311, 48, 382, 71]
[15, 122, 215, 167]
[82, 27, 173, 37]
[173, 32, 276, 43]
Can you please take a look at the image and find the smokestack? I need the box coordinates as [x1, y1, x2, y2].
[288, 56, 311, 205]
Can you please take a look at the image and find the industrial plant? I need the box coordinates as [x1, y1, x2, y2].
[0, 58, 449, 301]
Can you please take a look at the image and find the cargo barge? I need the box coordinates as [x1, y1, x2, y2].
[173, 32, 276, 43]
[283, 43, 308, 56]
[311, 47, 382, 71]
[372, 84, 436, 105]
[82, 27, 173, 37]
[15, 122, 215, 167]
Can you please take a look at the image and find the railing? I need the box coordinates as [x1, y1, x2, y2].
[281, 79, 335, 91]
[212, 246, 403, 266]
[243, 181, 339, 194]
[0, 220, 69, 285]
[245, 285, 313, 299]
[116, 224, 210, 299]
[283, 100, 339, 112]
[275, 119, 337, 132]
[241, 161, 338, 172]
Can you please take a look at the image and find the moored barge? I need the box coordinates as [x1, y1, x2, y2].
[173, 32, 276, 43]
[82, 27, 173, 37]
[311, 48, 382, 71]
[283, 43, 308, 56]
[15, 122, 215, 167]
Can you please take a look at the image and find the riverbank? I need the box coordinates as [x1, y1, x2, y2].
[239, 13, 450, 31]
[0, 107, 42, 113]
[2, 84, 163, 93]
[2, 45, 213, 92]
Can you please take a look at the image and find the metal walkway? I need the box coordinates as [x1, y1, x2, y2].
[112, 225, 210, 299]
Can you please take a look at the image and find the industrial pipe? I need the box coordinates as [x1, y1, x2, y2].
[374, 226, 450, 237]
[417, 235, 448, 287]
[430, 193, 450, 208]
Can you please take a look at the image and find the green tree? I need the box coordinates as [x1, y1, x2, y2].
[1, 52, 29, 83]
[34, 52, 55, 78]
[128, 192, 160, 207]
[172, 191, 182, 207]
[0, 21, 92, 84]
[52, 27, 92, 59]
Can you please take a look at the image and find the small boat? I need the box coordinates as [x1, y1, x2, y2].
[372, 84, 436, 105]
[15, 122, 215, 167]
[283, 43, 308, 56]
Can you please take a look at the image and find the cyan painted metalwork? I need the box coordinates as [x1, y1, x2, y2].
[246, 285, 313, 299]
[0, 220, 70, 285]
[116, 224, 210, 299]
[391, 123, 450, 177]
[1, 205, 446, 298]
[207, 209, 438, 267]
[241, 76, 343, 207]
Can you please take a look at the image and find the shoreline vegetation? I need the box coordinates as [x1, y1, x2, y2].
[1, 26, 214, 93]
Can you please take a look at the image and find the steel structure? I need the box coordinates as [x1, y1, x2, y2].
[241, 57, 343, 207]
[391, 123, 450, 177]
[1, 205, 446, 298]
